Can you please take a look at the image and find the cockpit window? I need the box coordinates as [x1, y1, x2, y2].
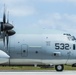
[63, 33, 76, 41]
[63, 33, 71, 36]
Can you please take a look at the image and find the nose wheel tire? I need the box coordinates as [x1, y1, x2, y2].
[55, 65, 64, 71]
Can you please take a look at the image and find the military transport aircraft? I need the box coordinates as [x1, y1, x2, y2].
[0, 8, 76, 72]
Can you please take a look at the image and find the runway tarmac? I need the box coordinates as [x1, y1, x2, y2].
[0, 70, 76, 75]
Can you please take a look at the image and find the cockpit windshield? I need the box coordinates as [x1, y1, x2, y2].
[63, 33, 76, 41]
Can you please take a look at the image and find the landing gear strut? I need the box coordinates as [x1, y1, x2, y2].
[55, 65, 64, 71]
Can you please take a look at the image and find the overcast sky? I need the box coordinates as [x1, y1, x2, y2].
[0, 0, 76, 35]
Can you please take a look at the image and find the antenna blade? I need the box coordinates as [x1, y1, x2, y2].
[3, 32, 5, 50]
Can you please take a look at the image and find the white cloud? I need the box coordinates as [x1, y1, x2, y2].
[0, 0, 15, 4]
[63, 14, 76, 23]
[0, 0, 36, 17]
[0, 18, 2, 22]
[0, 0, 27, 5]
[37, 0, 76, 3]
[36, 13, 76, 35]
[7, 6, 36, 17]
[38, 0, 64, 2]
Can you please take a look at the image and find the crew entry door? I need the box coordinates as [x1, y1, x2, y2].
[21, 44, 28, 57]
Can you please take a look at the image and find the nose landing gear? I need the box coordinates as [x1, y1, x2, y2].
[55, 65, 64, 71]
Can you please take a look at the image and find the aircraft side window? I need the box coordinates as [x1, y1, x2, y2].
[54, 53, 56, 56]
[64, 33, 76, 41]
[23, 50, 26, 53]
[35, 51, 38, 54]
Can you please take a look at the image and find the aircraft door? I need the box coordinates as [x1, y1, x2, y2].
[66, 51, 71, 63]
[21, 44, 28, 57]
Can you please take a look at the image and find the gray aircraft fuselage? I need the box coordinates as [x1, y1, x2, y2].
[0, 33, 76, 66]
[1, 7, 75, 71]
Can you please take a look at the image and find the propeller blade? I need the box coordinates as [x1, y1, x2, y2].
[0, 22, 1, 34]
[3, 32, 5, 49]
[6, 34, 9, 49]
[7, 11, 9, 23]
[3, 5, 6, 23]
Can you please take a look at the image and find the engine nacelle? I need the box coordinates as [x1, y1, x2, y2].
[0, 50, 10, 64]
[6, 30, 16, 36]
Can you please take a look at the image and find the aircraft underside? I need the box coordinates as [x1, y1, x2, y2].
[2, 58, 76, 66]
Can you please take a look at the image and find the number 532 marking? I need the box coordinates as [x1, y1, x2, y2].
[55, 43, 69, 50]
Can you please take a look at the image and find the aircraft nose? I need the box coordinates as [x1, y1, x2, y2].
[0, 50, 10, 64]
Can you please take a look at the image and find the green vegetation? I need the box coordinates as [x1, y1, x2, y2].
[64, 65, 76, 70]
[0, 66, 53, 70]
[0, 65, 76, 70]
